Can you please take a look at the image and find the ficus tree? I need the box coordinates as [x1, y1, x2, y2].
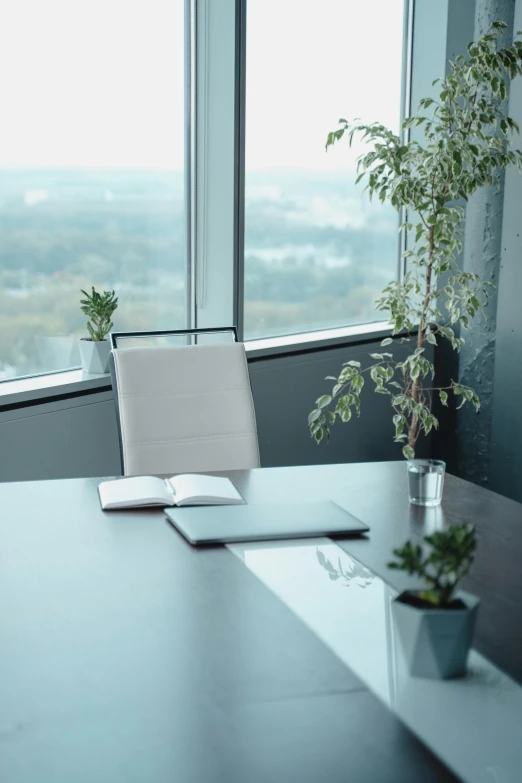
[309, 21, 522, 459]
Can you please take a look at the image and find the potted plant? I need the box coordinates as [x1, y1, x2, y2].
[78, 287, 118, 374]
[308, 22, 522, 501]
[388, 523, 478, 679]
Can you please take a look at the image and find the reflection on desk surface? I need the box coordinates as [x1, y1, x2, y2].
[229, 537, 522, 783]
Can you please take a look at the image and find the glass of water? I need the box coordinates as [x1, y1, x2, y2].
[407, 459, 446, 507]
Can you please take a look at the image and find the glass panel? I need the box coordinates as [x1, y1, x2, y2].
[244, 0, 405, 339]
[0, 0, 186, 380]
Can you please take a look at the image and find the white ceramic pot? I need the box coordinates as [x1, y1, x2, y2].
[78, 338, 111, 374]
[392, 590, 480, 679]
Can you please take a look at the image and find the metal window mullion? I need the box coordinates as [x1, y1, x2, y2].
[399, 0, 415, 282]
[233, 0, 247, 342]
[196, 0, 209, 314]
[190, 0, 238, 338]
[186, 0, 197, 336]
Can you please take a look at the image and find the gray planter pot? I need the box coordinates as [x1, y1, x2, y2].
[392, 590, 480, 679]
[78, 338, 111, 374]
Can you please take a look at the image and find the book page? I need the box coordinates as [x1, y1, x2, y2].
[167, 474, 244, 505]
[99, 476, 173, 509]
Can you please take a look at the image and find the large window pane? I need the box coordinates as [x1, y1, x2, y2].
[244, 0, 405, 339]
[0, 0, 185, 380]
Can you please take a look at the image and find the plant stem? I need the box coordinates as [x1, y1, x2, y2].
[408, 224, 434, 449]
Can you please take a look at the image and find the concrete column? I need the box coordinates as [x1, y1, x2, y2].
[488, 0, 522, 500]
[456, 0, 515, 485]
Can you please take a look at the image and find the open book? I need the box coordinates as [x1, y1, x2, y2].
[98, 474, 245, 510]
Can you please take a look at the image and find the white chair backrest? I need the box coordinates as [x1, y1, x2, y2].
[112, 342, 260, 476]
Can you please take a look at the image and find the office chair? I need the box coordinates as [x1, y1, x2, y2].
[109, 328, 260, 476]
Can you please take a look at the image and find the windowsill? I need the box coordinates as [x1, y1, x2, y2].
[0, 369, 112, 410]
[244, 320, 390, 359]
[0, 321, 390, 410]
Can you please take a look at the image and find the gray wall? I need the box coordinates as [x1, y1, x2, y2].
[434, 0, 522, 501]
[456, 0, 515, 486]
[0, 337, 431, 483]
[489, 0, 522, 500]
[0, 391, 121, 482]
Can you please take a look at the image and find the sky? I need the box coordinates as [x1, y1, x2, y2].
[0, 0, 404, 171]
[0, 0, 185, 169]
[246, 0, 405, 172]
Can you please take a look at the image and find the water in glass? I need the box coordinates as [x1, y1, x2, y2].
[407, 459, 445, 507]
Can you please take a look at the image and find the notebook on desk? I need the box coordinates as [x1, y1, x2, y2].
[98, 474, 244, 510]
[165, 501, 369, 546]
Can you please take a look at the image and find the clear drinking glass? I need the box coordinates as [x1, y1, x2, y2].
[407, 459, 446, 507]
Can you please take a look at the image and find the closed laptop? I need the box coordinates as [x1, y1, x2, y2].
[165, 501, 369, 546]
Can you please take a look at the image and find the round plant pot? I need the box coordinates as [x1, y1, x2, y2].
[78, 338, 111, 374]
[391, 590, 480, 679]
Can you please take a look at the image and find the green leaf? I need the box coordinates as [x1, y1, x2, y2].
[339, 367, 354, 383]
[410, 363, 421, 381]
[380, 338, 393, 346]
[402, 445, 415, 460]
[352, 374, 364, 393]
[308, 409, 322, 425]
[316, 395, 332, 409]
[439, 390, 448, 406]
[338, 405, 352, 423]
[369, 353, 384, 360]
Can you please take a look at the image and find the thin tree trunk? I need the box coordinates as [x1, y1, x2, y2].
[408, 226, 435, 449]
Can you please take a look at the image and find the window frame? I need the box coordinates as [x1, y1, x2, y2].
[237, 0, 413, 343]
[0, 0, 415, 406]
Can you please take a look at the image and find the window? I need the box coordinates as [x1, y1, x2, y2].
[0, 0, 186, 380]
[243, 0, 406, 340]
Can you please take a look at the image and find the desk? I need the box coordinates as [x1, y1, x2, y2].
[0, 461, 521, 783]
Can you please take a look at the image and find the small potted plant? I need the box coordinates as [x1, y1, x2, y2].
[78, 287, 118, 374]
[388, 523, 478, 679]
